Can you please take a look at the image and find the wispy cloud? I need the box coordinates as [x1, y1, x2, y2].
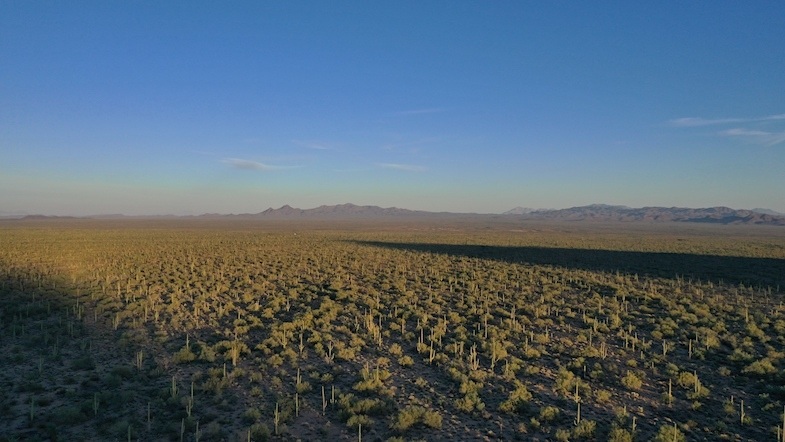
[222, 158, 295, 171]
[670, 113, 785, 146]
[720, 128, 785, 146]
[378, 163, 427, 172]
[393, 108, 446, 116]
[669, 117, 745, 127]
[721, 128, 770, 137]
[669, 113, 785, 127]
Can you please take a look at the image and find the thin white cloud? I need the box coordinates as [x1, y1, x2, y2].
[720, 128, 785, 146]
[721, 128, 770, 137]
[292, 139, 333, 150]
[669, 113, 785, 127]
[222, 158, 293, 171]
[669, 117, 745, 127]
[378, 163, 427, 172]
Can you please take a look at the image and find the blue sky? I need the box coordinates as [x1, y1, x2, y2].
[2, 2, 784, 215]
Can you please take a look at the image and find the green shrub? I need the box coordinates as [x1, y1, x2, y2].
[346, 414, 372, 429]
[249, 423, 270, 441]
[676, 371, 696, 389]
[572, 419, 596, 439]
[555, 428, 571, 441]
[607, 427, 633, 442]
[398, 355, 414, 367]
[422, 410, 442, 429]
[388, 343, 403, 357]
[499, 382, 532, 414]
[539, 405, 560, 422]
[653, 424, 685, 442]
[172, 346, 196, 364]
[742, 358, 777, 376]
[594, 389, 612, 403]
[621, 371, 642, 390]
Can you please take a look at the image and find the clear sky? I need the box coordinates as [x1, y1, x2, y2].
[2, 2, 784, 216]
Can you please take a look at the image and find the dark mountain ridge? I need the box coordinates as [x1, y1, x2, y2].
[509, 204, 785, 225]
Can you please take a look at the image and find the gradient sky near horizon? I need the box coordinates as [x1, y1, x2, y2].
[2, 2, 784, 215]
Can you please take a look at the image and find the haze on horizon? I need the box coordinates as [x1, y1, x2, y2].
[2, 2, 784, 216]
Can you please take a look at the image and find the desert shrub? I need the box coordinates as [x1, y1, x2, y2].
[295, 380, 311, 394]
[455, 390, 484, 413]
[652, 424, 685, 442]
[555, 428, 571, 441]
[607, 427, 633, 442]
[249, 423, 270, 441]
[172, 346, 197, 364]
[729, 348, 754, 363]
[525, 364, 541, 375]
[676, 371, 696, 389]
[267, 354, 284, 367]
[352, 398, 387, 416]
[201, 420, 223, 439]
[594, 389, 612, 403]
[742, 358, 776, 376]
[354, 377, 388, 395]
[499, 382, 532, 414]
[346, 414, 372, 429]
[688, 385, 710, 400]
[337, 346, 358, 361]
[388, 343, 403, 357]
[523, 346, 541, 359]
[554, 367, 577, 396]
[392, 405, 442, 431]
[422, 410, 442, 429]
[573, 419, 596, 439]
[392, 407, 422, 431]
[745, 321, 767, 341]
[198, 341, 217, 362]
[243, 407, 262, 423]
[539, 405, 560, 422]
[71, 354, 95, 370]
[398, 355, 414, 367]
[621, 371, 643, 390]
[662, 363, 678, 379]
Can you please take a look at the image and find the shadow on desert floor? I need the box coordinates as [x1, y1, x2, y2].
[351, 240, 785, 288]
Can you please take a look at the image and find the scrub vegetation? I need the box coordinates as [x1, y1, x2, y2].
[1, 219, 784, 441]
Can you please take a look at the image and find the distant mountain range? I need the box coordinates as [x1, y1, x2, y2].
[751, 208, 785, 216]
[4, 203, 785, 225]
[503, 204, 785, 225]
[254, 203, 432, 218]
